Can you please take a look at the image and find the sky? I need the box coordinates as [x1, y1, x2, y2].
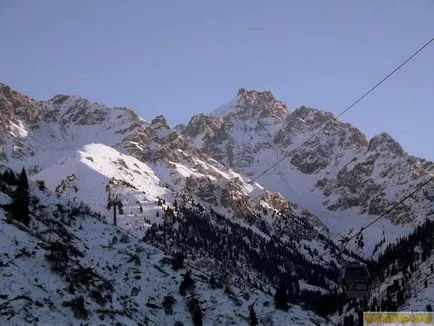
[0, 1, 433, 159]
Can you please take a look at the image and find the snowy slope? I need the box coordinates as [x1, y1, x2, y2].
[0, 180, 332, 325]
[31, 143, 172, 236]
[0, 84, 335, 252]
[183, 88, 434, 257]
[1, 82, 433, 324]
[0, 82, 346, 308]
[401, 258, 434, 311]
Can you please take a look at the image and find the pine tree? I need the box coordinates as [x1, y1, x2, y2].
[396, 290, 404, 305]
[192, 308, 203, 326]
[11, 168, 30, 226]
[274, 280, 288, 310]
[162, 295, 175, 315]
[188, 297, 203, 326]
[172, 251, 185, 270]
[3, 170, 17, 185]
[248, 303, 258, 326]
[179, 270, 195, 296]
[36, 179, 46, 191]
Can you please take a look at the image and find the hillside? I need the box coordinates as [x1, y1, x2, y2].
[182, 88, 434, 257]
[0, 170, 331, 325]
[1, 82, 433, 325]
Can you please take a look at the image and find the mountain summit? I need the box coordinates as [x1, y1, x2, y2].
[2, 82, 432, 251]
[212, 88, 288, 120]
[1, 82, 433, 324]
[184, 87, 434, 236]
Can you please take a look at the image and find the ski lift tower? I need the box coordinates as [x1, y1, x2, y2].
[106, 192, 123, 226]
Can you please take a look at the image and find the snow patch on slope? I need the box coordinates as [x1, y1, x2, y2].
[31, 143, 174, 237]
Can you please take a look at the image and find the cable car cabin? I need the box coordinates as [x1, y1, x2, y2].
[339, 264, 371, 299]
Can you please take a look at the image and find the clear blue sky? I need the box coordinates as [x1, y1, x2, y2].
[0, 1, 433, 159]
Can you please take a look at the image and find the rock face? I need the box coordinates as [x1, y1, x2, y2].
[1, 82, 433, 324]
[368, 132, 405, 156]
[183, 88, 434, 227]
[0, 83, 345, 324]
[0, 82, 334, 246]
[0, 83, 44, 122]
[1, 81, 433, 255]
[233, 88, 288, 120]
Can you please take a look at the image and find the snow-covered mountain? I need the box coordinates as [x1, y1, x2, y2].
[182, 88, 434, 257]
[0, 171, 333, 325]
[0, 83, 332, 246]
[0, 82, 350, 324]
[1, 82, 433, 325]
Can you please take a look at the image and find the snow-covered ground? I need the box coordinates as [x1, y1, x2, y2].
[0, 181, 330, 325]
[1, 83, 433, 325]
[185, 90, 434, 259]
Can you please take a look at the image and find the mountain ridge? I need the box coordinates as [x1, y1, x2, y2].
[2, 82, 433, 256]
[184, 88, 434, 228]
[1, 82, 433, 324]
[0, 81, 339, 256]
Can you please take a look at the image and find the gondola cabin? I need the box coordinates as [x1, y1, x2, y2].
[339, 263, 370, 298]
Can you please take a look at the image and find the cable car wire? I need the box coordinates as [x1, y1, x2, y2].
[249, 37, 433, 185]
[311, 174, 434, 263]
[143, 38, 434, 323]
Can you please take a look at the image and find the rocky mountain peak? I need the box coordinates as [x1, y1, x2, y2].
[289, 106, 335, 128]
[237, 87, 275, 102]
[150, 114, 169, 128]
[368, 132, 405, 156]
[148, 114, 174, 141]
[45, 94, 95, 111]
[48, 94, 73, 106]
[284, 106, 369, 152]
[0, 82, 42, 122]
[212, 88, 288, 120]
[39, 95, 116, 127]
[173, 123, 187, 133]
[237, 88, 288, 120]
[183, 114, 224, 139]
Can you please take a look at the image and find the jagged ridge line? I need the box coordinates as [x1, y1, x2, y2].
[311, 175, 434, 264]
[249, 38, 434, 184]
